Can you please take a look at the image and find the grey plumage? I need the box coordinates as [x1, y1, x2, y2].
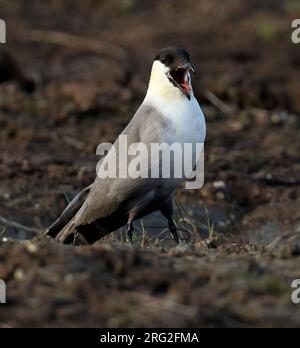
[48, 105, 180, 244]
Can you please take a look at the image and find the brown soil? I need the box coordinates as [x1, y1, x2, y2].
[0, 0, 300, 327]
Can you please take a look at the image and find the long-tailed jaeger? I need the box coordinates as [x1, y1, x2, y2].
[47, 47, 206, 244]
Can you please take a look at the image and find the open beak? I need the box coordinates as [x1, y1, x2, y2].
[167, 62, 195, 100]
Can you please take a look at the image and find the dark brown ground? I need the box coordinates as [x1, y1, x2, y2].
[0, 0, 300, 327]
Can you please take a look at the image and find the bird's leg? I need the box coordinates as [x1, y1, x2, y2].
[160, 201, 179, 244]
[168, 217, 179, 244]
[127, 221, 134, 244]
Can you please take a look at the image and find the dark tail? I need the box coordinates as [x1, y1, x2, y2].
[47, 185, 92, 239]
[47, 184, 128, 245]
[53, 209, 128, 245]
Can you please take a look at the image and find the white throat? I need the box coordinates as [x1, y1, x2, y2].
[142, 61, 205, 148]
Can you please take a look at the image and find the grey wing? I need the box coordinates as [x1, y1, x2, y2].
[73, 104, 173, 227]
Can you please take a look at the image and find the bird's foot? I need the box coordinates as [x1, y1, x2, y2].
[169, 224, 179, 244]
[127, 222, 134, 244]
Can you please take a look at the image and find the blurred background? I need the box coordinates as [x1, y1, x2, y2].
[1, 0, 299, 239]
[0, 0, 300, 327]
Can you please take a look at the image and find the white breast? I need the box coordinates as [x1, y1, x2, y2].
[145, 93, 206, 146]
[144, 93, 206, 184]
[168, 96, 206, 145]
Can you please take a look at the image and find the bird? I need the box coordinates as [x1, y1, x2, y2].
[0, 51, 35, 93]
[47, 47, 206, 245]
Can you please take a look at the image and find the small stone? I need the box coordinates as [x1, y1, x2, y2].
[3, 193, 10, 200]
[14, 268, 25, 281]
[213, 181, 226, 189]
[25, 242, 38, 253]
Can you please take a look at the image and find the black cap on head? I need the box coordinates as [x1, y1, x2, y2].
[154, 47, 191, 67]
